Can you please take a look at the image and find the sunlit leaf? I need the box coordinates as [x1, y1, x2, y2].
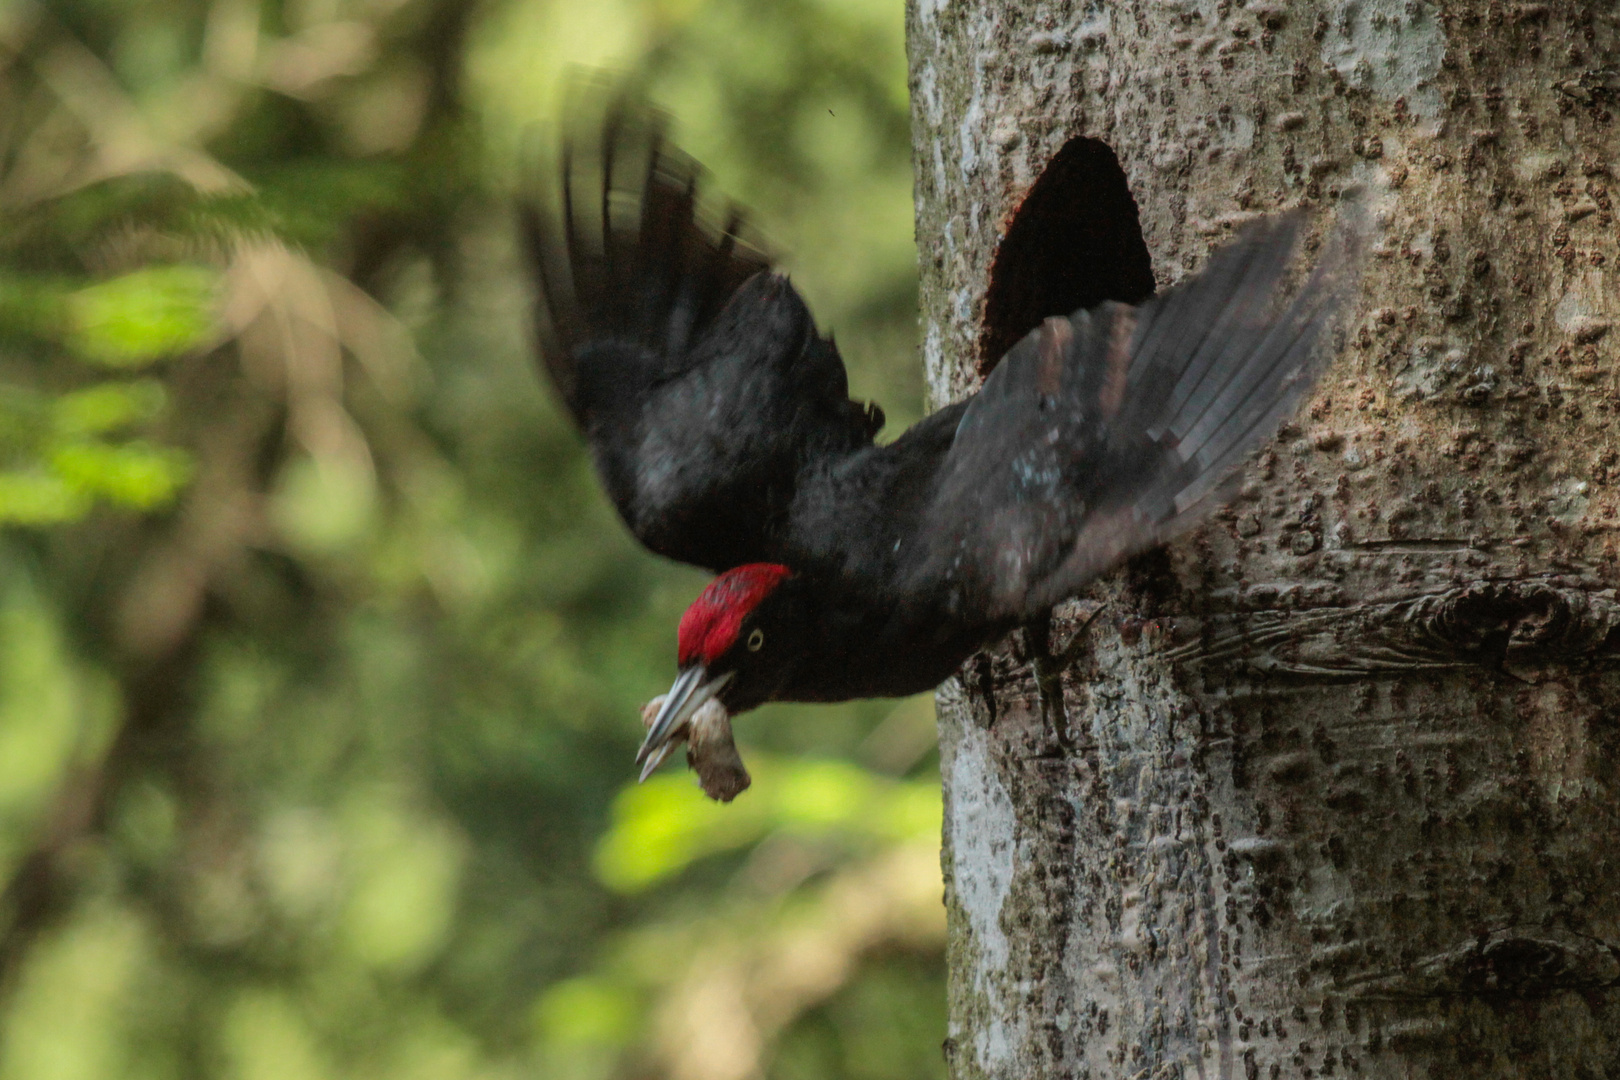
[220, 990, 335, 1080]
[0, 575, 114, 882]
[338, 794, 467, 975]
[0, 906, 150, 1080]
[774, 758, 884, 827]
[534, 976, 638, 1047]
[48, 440, 193, 509]
[271, 454, 378, 553]
[0, 471, 91, 523]
[594, 756, 940, 892]
[593, 766, 771, 892]
[65, 266, 221, 367]
[51, 380, 167, 436]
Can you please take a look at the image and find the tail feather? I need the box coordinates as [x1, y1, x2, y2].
[1172, 253, 1354, 515]
[1042, 208, 1361, 604]
[1151, 209, 1363, 528]
[1119, 215, 1299, 425]
[1160, 216, 1306, 427]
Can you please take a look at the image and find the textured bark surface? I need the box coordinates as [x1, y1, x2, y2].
[910, 3, 1620, 1078]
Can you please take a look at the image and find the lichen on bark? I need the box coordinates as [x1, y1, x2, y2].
[910, 2, 1620, 1077]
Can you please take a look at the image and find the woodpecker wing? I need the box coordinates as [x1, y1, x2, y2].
[521, 95, 882, 572]
[889, 211, 1358, 622]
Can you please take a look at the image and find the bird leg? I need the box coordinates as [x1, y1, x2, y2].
[1025, 618, 1069, 752]
[1026, 603, 1106, 754]
[639, 694, 753, 802]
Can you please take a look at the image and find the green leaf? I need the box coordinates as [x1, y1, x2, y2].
[593, 756, 940, 893]
[0, 472, 91, 524]
[52, 381, 168, 437]
[66, 266, 222, 367]
[48, 441, 193, 509]
[533, 977, 638, 1047]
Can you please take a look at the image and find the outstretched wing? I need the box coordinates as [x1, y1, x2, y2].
[886, 211, 1359, 622]
[520, 91, 883, 572]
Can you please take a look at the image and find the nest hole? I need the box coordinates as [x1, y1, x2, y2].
[977, 137, 1156, 375]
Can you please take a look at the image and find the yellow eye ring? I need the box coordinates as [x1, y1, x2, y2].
[747, 628, 765, 651]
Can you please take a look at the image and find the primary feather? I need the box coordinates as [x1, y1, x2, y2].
[519, 90, 883, 572]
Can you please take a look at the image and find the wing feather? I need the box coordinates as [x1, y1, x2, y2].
[901, 209, 1363, 620]
[520, 88, 883, 572]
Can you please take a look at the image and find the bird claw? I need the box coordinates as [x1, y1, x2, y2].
[637, 695, 752, 802]
[1028, 603, 1106, 753]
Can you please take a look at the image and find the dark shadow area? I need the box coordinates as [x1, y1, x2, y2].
[977, 137, 1156, 375]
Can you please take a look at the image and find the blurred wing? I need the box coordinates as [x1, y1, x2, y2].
[520, 89, 882, 572]
[905, 211, 1361, 621]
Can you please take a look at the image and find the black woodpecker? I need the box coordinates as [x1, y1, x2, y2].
[521, 92, 1361, 800]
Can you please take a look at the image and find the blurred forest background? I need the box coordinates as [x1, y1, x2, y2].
[0, 0, 944, 1077]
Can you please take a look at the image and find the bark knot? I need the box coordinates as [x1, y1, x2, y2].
[1356, 928, 1620, 1002]
[1169, 579, 1620, 679]
[1410, 580, 1620, 674]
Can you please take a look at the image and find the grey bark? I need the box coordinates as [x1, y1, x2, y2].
[909, 3, 1620, 1078]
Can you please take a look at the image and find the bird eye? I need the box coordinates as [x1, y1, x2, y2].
[747, 628, 765, 651]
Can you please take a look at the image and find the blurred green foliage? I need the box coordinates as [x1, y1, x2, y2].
[597, 751, 940, 893]
[65, 266, 221, 367]
[0, 262, 208, 522]
[0, 1, 939, 1078]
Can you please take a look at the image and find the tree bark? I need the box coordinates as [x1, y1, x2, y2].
[909, 3, 1620, 1078]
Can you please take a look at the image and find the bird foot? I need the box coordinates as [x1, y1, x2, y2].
[1026, 604, 1106, 754]
[639, 695, 753, 802]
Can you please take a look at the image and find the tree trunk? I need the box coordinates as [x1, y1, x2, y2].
[909, 3, 1620, 1078]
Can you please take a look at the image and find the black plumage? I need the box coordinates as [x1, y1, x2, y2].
[521, 100, 881, 573]
[521, 94, 1360, 796]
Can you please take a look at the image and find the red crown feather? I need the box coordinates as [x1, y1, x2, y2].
[677, 563, 792, 667]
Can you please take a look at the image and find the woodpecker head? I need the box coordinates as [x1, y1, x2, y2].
[636, 563, 803, 780]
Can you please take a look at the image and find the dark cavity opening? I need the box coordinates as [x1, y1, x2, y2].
[977, 137, 1156, 375]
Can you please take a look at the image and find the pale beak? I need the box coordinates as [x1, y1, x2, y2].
[636, 666, 734, 781]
